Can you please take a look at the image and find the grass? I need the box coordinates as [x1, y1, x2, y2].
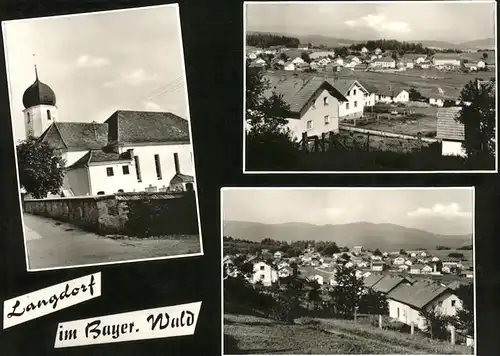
[336, 129, 431, 153]
[224, 313, 474, 355]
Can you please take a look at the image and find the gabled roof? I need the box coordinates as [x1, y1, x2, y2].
[263, 76, 348, 117]
[325, 78, 369, 95]
[39, 122, 109, 150]
[436, 107, 464, 141]
[170, 173, 194, 184]
[67, 149, 133, 170]
[372, 275, 409, 294]
[387, 281, 451, 310]
[105, 110, 190, 145]
[363, 273, 384, 288]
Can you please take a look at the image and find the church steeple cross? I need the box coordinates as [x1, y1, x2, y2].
[32, 53, 38, 80]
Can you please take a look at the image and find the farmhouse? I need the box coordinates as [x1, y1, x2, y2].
[292, 57, 305, 65]
[433, 53, 462, 67]
[393, 256, 405, 265]
[371, 261, 385, 271]
[375, 86, 409, 103]
[436, 107, 466, 157]
[284, 61, 296, 71]
[327, 79, 370, 120]
[262, 75, 348, 140]
[372, 57, 396, 69]
[387, 281, 462, 330]
[251, 261, 278, 286]
[360, 82, 377, 107]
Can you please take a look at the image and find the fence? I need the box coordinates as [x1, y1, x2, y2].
[23, 191, 199, 237]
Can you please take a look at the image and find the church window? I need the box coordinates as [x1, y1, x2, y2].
[106, 167, 114, 177]
[122, 165, 130, 175]
[154, 154, 162, 180]
[47, 110, 52, 120]
[134, 156, 142, 182]
[27, 113, 30, 123]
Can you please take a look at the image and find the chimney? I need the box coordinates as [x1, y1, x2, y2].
[173, 152, 180, 174]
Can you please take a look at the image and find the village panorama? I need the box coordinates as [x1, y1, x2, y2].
[244, 1, 496, 172]
[222, 188, 475, 355]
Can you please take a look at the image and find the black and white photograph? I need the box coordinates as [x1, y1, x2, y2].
[244, 1, 497, 173]
[3, 3, 203, 271]
[222, 187, 475, 355]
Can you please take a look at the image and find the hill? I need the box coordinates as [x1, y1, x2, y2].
[458, 38, 495, 50]
[223, 221, 472, 251]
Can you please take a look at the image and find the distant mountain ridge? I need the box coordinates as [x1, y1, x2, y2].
[223, 220, 472, 251]
[247, 30, 495, 50]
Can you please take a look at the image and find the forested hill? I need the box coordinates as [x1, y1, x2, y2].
[247, 32, 300, 48]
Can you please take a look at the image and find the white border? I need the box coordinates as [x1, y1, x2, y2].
[242, 1, 498, 174]
[220, 186, 476, 356]
[1, 3, 205, 272]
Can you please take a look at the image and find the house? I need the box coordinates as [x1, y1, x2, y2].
[309, 51, 335, 60]
[463, 63, 478, 71]
[429, 97, 445, 107]
[402, 54, 427, 65]
[309, 274, 324, 285]
[410, 252, 417, 258]
[387, 281, 462, 330]
[345, 261, 355, 268]
[325, 63, 342, 72]
[375, 86, 408, 103]
[352, 246, 363, 254]
[393, 89, 409, 103]
[284, 61, 296, 71]
[410, 264, 424, 274]
[292, 57, 305, 65]
[274, 251, 283, 259]
[421, 265, 433, 274]
[399, 264, 409, 271]
[393, 257, 405, 265]
[431, 256, 440, 262]
[361, 47, 368, 54]
[442, 266, 451, 274]
[436, 107, 466, 157]
[359, 82, 377, 107]
[477, 60, 486, 69]
[372, 261, 385, 271]
[262, 75, 348, 140]
[353, 63, 368, 71]
[327, 79, 370, 120]
[404, 260, 413, 266]
[253, 58, 266, 66]
[334, 57, 344, 66]
[369, 275, 412, 294]
[420, 251, 427, 257]
[278, 266, 292, 278]
[374, 48, 382, 55]
[318, 58, 331, 66]
[295, 62, 310, 71]
[251, 261, 278, 286]
[372, 57, 396, 68]
[433, 53, 461, 67]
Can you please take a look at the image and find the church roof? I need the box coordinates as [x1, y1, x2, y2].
[105, 110, 190, 145]
[67, 149, 133, 170]
[23, 75, 56, 109]
[39, 122, 109, 150]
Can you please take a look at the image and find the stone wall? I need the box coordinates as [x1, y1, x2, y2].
[23, 191, 198, 236]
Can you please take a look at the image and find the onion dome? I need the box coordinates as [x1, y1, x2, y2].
[22, 66, 56, 109]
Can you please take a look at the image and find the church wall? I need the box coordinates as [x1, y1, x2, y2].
[88, 161, 137, 195]
[117, 143, 194, 192]
[64, 167, 91, 196]
[62, 150, 89, 167]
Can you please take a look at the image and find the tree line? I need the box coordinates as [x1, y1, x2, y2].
[247, 33, 300, 48]
[349, 39, 435, 55]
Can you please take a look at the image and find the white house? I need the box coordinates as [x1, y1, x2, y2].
[393, 257, 405, 265]
[374, 48, 382, 55]
[277, 261, 289, 270]
[310, 51, 335, 60]
[421, 265, 433, 274]
[27, 70, 195, 197]
[278, 267, 292, 278]
[334, 58, 344, 66]
[410, 264, 424, 274]
[254, 58, 266, 66]
[410, 252, 417, 258]
[284, 62, 296, 71]
[251, 261, 278, 286]
[420, 251, 427, 257]
[372, 57, 396, 68]
[310, 274, 324, 285]
[263, 75, 348, 140]
[431, 256, 440, 262]
[387, 281, 463, 330]
[477, 60, 486, 69]
[433, 54, 461, 67]
[361, 47, 368, 54]
[274, 251, 283, 259]
[399, 264, 409, 271]
[429, 97, 445, 107]
[404, 260, 413, 266]
[372, 261, 384, 271]
[436, 107, 466, 157]
[292, 57, 305, 65]
[393, 89, 410, 103]
[328, 79, 370, 120]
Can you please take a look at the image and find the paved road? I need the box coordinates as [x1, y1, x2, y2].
[23, 213, 202, 270]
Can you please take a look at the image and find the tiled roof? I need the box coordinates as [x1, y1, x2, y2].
[372, 275, 408, 294]
[363, 273, 384, 288]
[325, 78, 369, 95]
[263, 76, 348, 117]
[170, 172, 194, 184]
[39, 122, 109, 150]
[106, 110, 190, 145]
[67, 149, 133, 169]
[436, 107, 464, 141]
[376, 85, 406, 97]
[387, 280, 450, 309]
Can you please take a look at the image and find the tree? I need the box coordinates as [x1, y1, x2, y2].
[399, 249, 407, 255]
[448, 252, 464, 259]
[245, 62, 298, 170]
[301, 51, 311, 63]
[322, 242, 341, 255]
[420, 307, 451, 340]
[482, 52, 488, 60]
[279, 52, 289, 61]
[307, 280, 322, 310]
[16, 137, 66, 199]
[457, 79, 495, 161]
[373, 248, 382, 256]
[359, 289, 388, 315]
[408, 88, 424, 101]
[328, 265, 365, 318]
[450, 283, 474, 336]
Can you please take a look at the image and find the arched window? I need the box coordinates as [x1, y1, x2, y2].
[27, 112, 30, 123]
[97, 191, 105, 195]
[47, 110, 52, 120]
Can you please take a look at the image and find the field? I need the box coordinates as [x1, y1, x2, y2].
[224, 313, 473, 355]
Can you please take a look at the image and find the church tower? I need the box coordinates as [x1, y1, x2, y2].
[22, 65, 58, 138]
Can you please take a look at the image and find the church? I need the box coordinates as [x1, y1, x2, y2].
[22, 68, 195, 197]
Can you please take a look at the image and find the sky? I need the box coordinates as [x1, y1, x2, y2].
[246, 2, 496, 43]
[222, 188, 474, 235]
[3, 4, 189, 141]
